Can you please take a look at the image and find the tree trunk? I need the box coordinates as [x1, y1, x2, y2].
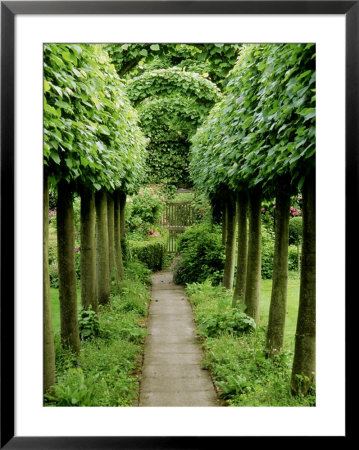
[95, 189, 110, 305]
[80, 187, 97, 312]
[107, 194, 115, 281]
[222, 201, 228, 245]
[244, 187, 262, 325]
[43, 175, 55, 394]
[232, 191, 248, 306]
[114, 191, 125, 281]
[223, 194, 237, 290]
[57, 179, 80, 353]
[266, 188, 290, 356]
[119, 191, 126, 239]
[291, 170, 316, 395]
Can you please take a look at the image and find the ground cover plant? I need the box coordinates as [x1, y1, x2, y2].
[186, 280, 315, 406]
[46, 261, 151, 406]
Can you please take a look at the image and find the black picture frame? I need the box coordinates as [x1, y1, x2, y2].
[1, 1, 353, 447]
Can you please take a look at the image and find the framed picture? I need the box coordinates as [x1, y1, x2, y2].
[1, 1, 352, 447]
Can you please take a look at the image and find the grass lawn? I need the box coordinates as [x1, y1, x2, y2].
[259, 277, 300, 350]
[50, 287, 81, 334]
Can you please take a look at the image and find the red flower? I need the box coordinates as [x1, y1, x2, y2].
[200, 209, 204, 214]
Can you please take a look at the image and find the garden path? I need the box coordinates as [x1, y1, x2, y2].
[139, 270, 219, 406]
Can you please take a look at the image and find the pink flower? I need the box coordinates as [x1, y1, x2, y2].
[290, 206, 295, 211]
[261, 208, 265, 213]
[74, 246, 81, 253]
[297, 196, 302, 200]
[273, 205, 276, 209]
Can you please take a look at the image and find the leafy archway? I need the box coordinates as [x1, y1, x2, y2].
[126, 68, 221, 188]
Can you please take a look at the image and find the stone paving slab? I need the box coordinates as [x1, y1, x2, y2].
[142, 363, 206, 378]
[148, 326, 196, 336]
[139, 271, 218, 407]
[140, 390, 218, 407]
[144, 342, 203, 354]
[141, 376, 216, 393]
[143, 352, 203, 365]
[145, 335, 197, 345]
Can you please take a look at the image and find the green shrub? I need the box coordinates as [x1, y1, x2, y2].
[127, 232, 168, 271]
[48, 229, 59, 288]
[288, 245, 300, 272]
[78, 307, 100, 341]
[262, 228, 300, 276]
[127, 186, 165, 234]
[261, 227, 275, 279]
[49, 261, 59, 288]
[289, 216, 302, 245]
[173, 222, 225, 285]
[124, 261, 152, 286]
[197, 307, 256, 338]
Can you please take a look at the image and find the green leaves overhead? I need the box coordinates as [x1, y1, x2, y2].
[126, 68, 221, 109]
[138, 97, 204, 141]
[44, 44, 146, 193]
[190, 43, 316, 196]
[105, 43, 240, 84]
[125, 67, 221, 187]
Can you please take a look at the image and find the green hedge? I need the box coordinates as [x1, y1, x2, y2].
[127, 232, 168, 271]
[288, 244, 300, 272]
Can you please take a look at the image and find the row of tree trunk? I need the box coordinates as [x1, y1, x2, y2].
[43, 177, 127, 394]
[220, 171, 316, 395]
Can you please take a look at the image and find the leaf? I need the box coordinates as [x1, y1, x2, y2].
[50, 152, 61, 164]
[53, 85, 63, 98]
[150, 44, 160, 51]
[44, 79, 50, 92]
[65, 158, 73, 169]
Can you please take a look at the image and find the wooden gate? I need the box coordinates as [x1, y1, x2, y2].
[161, 202, 195, 253]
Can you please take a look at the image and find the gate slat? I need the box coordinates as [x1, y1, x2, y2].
[162, 200, 197, 253]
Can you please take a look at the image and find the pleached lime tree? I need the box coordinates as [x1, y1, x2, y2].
[44, 44, 146, 364]
[43, 173, 55, 394]
[190, 43, 316, 395]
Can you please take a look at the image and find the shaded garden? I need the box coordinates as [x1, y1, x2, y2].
[44, 42, 315, 406]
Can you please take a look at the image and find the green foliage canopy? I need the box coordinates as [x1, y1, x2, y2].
[126, 68, 221, 110]
[125, 67, 221, 187]
[44, 44, 147, 193]
[190, 43, 316, 196]
[106, 43, 241, 85]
